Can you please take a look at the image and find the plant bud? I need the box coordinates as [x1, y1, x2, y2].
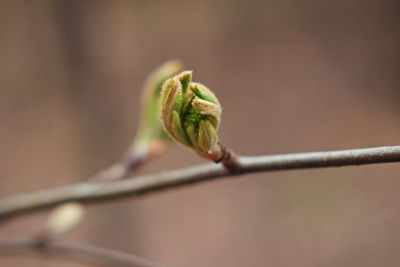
[46, 203, 84, 236]
[160, 71, 221, 155]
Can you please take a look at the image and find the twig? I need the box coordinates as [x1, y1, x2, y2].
[0, 236, 166, 267]
[89, 149, 150, 182]
[1, 145, 400, 221]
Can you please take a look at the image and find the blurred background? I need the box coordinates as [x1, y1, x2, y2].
[0, 0, 399, 266]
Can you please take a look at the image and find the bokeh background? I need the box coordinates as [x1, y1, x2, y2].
[0, 0, 399, 266]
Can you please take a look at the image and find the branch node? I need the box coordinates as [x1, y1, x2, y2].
[214, 144, 241, 173]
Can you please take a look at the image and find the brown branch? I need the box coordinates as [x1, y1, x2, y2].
[1, 145, 400, 221]
[0, 236, 166, 267]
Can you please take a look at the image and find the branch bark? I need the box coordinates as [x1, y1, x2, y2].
[0, 236, 165, 267]
[1, 145, 400, 221]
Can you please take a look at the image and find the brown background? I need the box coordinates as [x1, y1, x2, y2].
[0, 0, 400, 266]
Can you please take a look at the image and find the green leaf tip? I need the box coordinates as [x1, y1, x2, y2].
[160, 71, 222, 155]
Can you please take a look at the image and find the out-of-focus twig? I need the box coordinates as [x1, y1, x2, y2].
[34, 60, 183, 244]
[1, 145, 400, 221]
[34, 148, 150, 244]
[0, 236, 166, 267]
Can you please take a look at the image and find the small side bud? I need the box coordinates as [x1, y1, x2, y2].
[160, 71, 222, 159]
[46, 203, 84, 236]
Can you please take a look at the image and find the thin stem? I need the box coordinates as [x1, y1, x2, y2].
[89, 149, 150, 182]
[0, 236, 166, 267]
[1, 145, 400, 221]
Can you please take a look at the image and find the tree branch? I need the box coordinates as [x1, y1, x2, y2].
[1, 145, 400, 221]
[0, 236, 165, 267]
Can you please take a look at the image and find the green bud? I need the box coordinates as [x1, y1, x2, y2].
[160, 71, 221, 154]
[132, 60, 183, 156]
